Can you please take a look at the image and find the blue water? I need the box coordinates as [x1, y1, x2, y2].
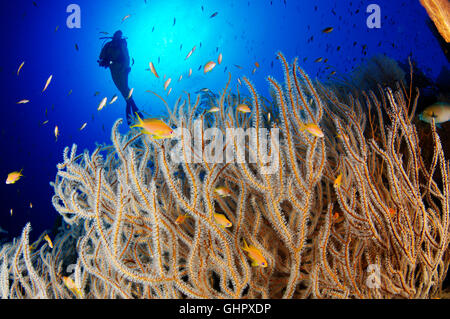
[0, 0, 448, 242]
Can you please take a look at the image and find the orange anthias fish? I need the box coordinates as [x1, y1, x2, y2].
[17, 61, 25, 76]
[97, 97, 107, 111]
[207, 107, 220, 113]
[149, 62, 159, 78]
[175, 213, 190, 225]
[214, 186, 232, 197]
[388, 208, 396, 217]
[334, 173, 342, 188]
[164, 78, 171, 90]
[214, 213, 232, 228]
[242, 239, 267, 267]
[130, 114, 174, 139]
[331, 211, 344, 223]
[6, 169, 23, 184]
[218, 53, 223, 64]
[127, 88, 134, 99]
[237, 104, 251, 113]
[300, 123, 324, 138]
[204, 61, 216, 73]
[42, 74, 53, 92]
[185, 46, 196, 60]
[109, 95, 118, 104]
[55, 125, 59, 141]
[63, 276, 82, 298]
[79, 122, 87, 131]
[44, 234, 53, 249]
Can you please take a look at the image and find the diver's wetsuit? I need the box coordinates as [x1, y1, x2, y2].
[98, 36, 142, 125]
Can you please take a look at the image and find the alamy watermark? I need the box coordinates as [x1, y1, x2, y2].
[366, 4, 381, 29]
[167, 119, 280, 174]
[66, 4, 81, 29]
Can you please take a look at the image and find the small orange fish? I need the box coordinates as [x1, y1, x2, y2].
[149, 62, 159, 78]
[242, 239, 267, 267]
[122, 15, 131, 22]
[44, 234, 53, 249]
[188, 68, 192, 77]
[79, 123, 87, 131]
[252, 68, 256, 74]
[207, 107, 220, 113]
[322, 27, 334, 33]
[17, 99, 30, 104]
[255, 61, 260, 68]
[334, 173, 342, 188]
[301, 123, 324, 138]
[130, 114, 174, 139]
[218, 53, 223, 64]
[314, 57, 323, 63]
[55, 125, 59, 141]
[214, 213, 232, 228]
[17, 61, 25, 76]
[237, 104, 251, 113]
[185, 46, 196, 60]
[204, 61, 216, 73]
[97, 97, 107, 111]
[388, 208, 396, 217]
[167, 87, 172, 96]
[62, 276, 82, 298]
[6, 169, 23, 184]
[42, 74, 53, 92]
[164, 78, 171, 90]
[214, 186, 232, 197]
[109, 95, 118, 104]
[10, 209, 13, 216]
[127, 88, 134, 99]
[178, 74, 183, 82]
[331, 211, 344, 223]
[175, 213, 190, 225]
[30, 202, 33, 208]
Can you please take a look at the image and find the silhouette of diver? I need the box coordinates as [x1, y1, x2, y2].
[98, 30, 142, 125]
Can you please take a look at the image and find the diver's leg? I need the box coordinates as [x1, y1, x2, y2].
[126, 98, 143, 124]
[126, 100, 133, 125]
[109, 64, 130, 99]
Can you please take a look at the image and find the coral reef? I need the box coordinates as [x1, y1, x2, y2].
[420, 0, 450, 42]
[0, 52, 448, 298]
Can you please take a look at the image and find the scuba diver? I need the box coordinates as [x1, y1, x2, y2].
[98, 30, 142, 125]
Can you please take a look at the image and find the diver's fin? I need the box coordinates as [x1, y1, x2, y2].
[126, 98, 143, 126]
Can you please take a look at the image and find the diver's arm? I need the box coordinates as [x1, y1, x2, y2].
[98, 42, 111, 67]
[99, 42, 109, 60]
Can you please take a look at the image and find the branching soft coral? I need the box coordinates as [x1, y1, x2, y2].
[1, 52, 448, 299]
[420, 0, 450, 42]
